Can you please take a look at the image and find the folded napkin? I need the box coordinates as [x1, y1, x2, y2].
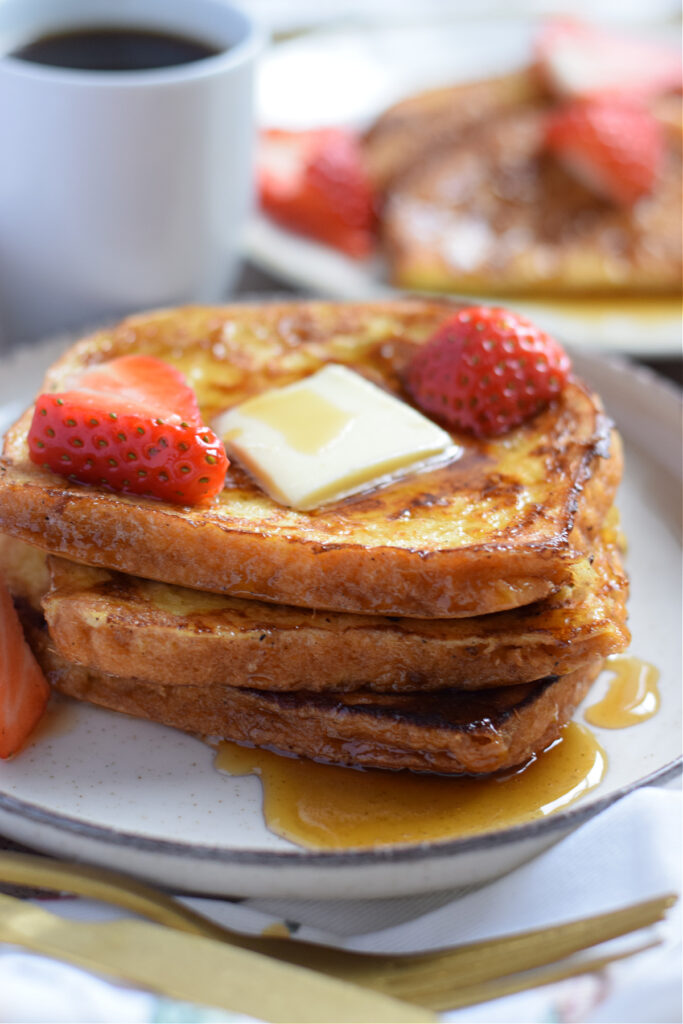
[1, 787, 680, 1024]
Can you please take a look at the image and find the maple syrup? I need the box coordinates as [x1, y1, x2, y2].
[215, 722, 606, 850]
[241, 386, 352, 455]
[584, 655, 660, 729]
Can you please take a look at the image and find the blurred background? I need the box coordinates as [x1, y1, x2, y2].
[242, 0, 682, 380]
[244, 0, 682, 33]
[0, 0, 680, 376]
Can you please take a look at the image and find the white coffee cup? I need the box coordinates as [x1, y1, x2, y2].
[0, 0, 263, 344]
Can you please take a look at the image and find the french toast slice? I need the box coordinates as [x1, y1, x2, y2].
[18, 521, 625, 692]
[19, 607, 603, 775]
[381, 106, 682, 295]
[0, 302, 622, 618]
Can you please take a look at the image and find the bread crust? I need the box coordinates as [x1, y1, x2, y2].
[24, 611, 603, 774]
[32, 524, 627, 691]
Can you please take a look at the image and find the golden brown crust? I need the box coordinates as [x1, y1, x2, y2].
[24, 613, 603, 774]
[32, 524, 628, 691]
[0, 302, 623, 618]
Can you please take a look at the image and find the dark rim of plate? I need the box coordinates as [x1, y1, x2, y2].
[0, 758, 680, 870]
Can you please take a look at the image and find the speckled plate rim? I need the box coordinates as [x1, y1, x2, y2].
[0, 757, 680, 868]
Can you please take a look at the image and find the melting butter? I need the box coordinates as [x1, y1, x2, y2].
[215, 723, 606, 850]
[213, 364, 456, 511]
[585, 656, 660, 729]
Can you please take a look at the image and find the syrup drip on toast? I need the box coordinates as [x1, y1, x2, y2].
[584, 655, 660, 729]
[214, 722, 606, 850]
[236, 385, 353, 455]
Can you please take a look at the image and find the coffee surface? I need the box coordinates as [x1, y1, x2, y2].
[11, 26, 220, 71]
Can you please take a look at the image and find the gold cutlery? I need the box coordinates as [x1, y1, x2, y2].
[0, 892, 432, 1023]
[0, 851, 675, 1015]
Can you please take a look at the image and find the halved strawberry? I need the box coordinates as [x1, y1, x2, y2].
[406, 306, 571, 438]
[259, 128, 375, 258]
[545, 99, 664, 206]
[537, 18, 683, 101]
[65, 355, 203, 425]
[0, 576, 50, 758]
[27, 355, 229, 505]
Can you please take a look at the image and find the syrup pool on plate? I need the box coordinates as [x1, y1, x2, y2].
[215, 722, 606, 850]
[584, 655, 660, 729]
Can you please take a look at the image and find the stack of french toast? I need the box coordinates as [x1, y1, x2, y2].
[0, 300, 630, 774]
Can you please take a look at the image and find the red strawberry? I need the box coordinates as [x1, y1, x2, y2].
[545, 98, 664, 206]
[0, 576, 50, 758]
[28, 355, 228, 505]
[537, 18, 683, 101]
[406, 307, 571, 438]
[259, 128, 375, 258]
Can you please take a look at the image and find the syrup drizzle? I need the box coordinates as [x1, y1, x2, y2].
[584, 655, 660, 730]
[215, 722, 606, 851]
[238, 385, 352, 455]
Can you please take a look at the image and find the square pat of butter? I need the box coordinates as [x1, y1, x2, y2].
[214, 364, 456, 511]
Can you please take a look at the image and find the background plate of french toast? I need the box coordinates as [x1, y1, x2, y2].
[248, 18, 682, 354]
[0, 302, 680, 898]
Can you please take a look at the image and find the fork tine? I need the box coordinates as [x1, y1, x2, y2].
[351, 894, 675, 990]
[423, 939, 661, 1012]
[192, 893, 675, 1009]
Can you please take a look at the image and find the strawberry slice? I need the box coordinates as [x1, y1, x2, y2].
[545, 98, 664, 206]
[537, 18, 683, 101]
[66, 355, 203, 425]
[0, 576, 50, 758]
[28, 355, 229, 506]
[259, 128, 375, 258]
[406, 306, 571, 438]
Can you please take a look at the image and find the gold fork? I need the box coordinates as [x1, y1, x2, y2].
[0, 851, 675, 1014]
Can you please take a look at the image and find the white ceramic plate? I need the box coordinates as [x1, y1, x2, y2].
[248, 21, 682, 355]
[0, 338, 680, 898]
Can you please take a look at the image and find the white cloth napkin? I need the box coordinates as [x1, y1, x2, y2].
[1, 787, 680, 1023]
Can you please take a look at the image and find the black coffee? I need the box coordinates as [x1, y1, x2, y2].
[11, 26, 221, 71]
